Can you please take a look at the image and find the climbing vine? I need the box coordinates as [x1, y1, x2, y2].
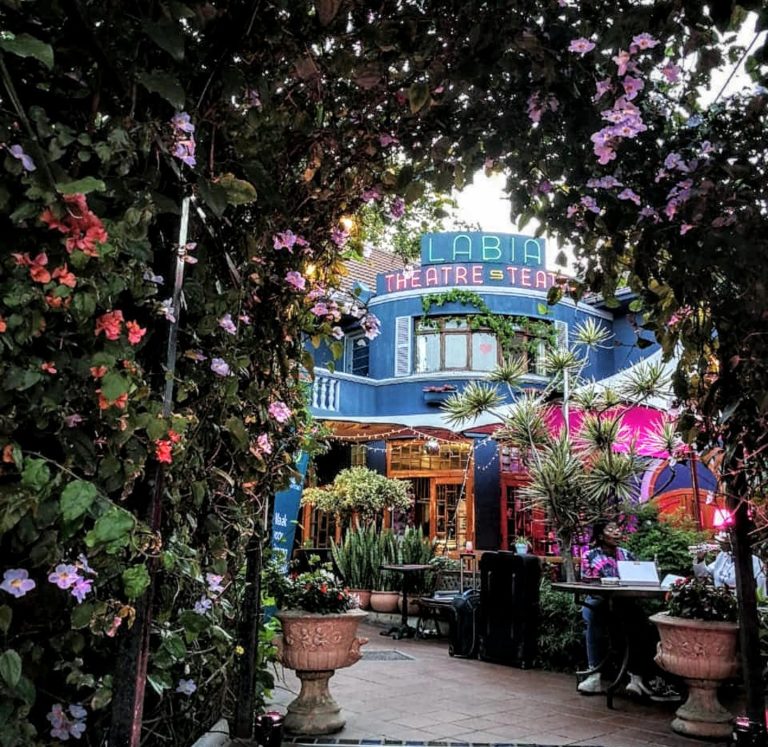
[420, 289, 557, 358]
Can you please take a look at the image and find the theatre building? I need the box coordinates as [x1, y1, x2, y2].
[299, 231, 720, 555]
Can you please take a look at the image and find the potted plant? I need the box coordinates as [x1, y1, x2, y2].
[649, 577, 739, 740]
[302, 467, 412, 528]
[514, 535, 530, 555]
[330, 525, 377, 609]
[264, 558, 368, 735]
[369, 529, 401, 613]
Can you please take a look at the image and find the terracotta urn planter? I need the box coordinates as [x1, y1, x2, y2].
[275, 608, 368, 735]
[650, 612, 740, 740]
[369, 590, 399, 613]
[348, 589, 371, 610]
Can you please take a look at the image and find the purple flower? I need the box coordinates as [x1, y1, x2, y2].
[48, 564, 81, 590]
[71, 577, 93, 604]
[219, 313, 237, 335]
[664, 152, 688, 172]
[269, 401, 292, 423]
[143, 270, 165, 285]
[379, 133, 398, 147]
[172, 139, 196, 167]
[568, 38, 595, 56]
[580, 196, 600, 214]
[617, 188, 641, 206]
[210, 358, 231, 377]
[171, 112, 196, 134]
[622, 76, 645, 101]
[273, 230, 298, 252]
[285, 271, 306, 291]
[256, 433, 272, 454]
[159, 299, 176, 323]
[186, 349, 207, 362]
[176, 679, 197, 696]
[1, 568, 36, 598]
[206, 573, 225, 594]
[361, 187, 381, 203]
[361, 313, 381, 340]
[661, 63, 681, 83]
[389, 197, 405, 219]
[612, 49, 633, 76]
[594, 78, 613, 100]
[587, 175, 622, 189]
[244, 88, 262, 108]
[595, 145, 616, 165]
[77, 554, 96, 576]
[47, 703, 87, 740]
[310, 302, 329, 317]
[331, 227, 349, 247]
[194, 596, 212, 614]
[632, 33, 659, 50]
[9, 144, 36, 172]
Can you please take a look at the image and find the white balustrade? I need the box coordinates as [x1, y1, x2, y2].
[311, 374, 339, 411]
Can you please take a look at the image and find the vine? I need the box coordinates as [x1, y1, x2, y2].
[420, 289, 557, 357]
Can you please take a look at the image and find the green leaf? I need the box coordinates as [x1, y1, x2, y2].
[85, 507, 135, 549]
[536, 303, 550, 315]
[60, 480, 98, 521]
[225, 417, 249, 449]
[143, 18, 185, 61]
[0, 33, 53, 69]
[122, 565, 150, 600]
[70, 602, 94, 630]
[218, 173, 258, 205]
[408, 82, 431, 113]
[147, 671, 172, 695]
[90, 686, 113, 710]
[57, 177, 106, 195]
[179, 610, 210, 641]
[21, 459, 50, 491]
[0, 650, 22, 688]
[628, 299, 643, 312]
[100, 372, 130, 401]
[0, 607, 11, 635]
[137, 70, 185, 109]
[162, 634, 187, 660]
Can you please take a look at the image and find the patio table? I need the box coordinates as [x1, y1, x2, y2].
[552, 581, 667, 709]
[379, 563, 432, 640]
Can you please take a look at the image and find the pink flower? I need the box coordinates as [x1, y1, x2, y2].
[310, 302, 329, 317]
[1, 568, 36, 598]
[269, 401, 292, 423]
[257, 433, 272, 454]
[527, 92, 559, 124]
[661, 63, 681, 83]
[617, 188, 641, 205]
[595, 145, 616, 164]
[379, 133, 398, 147]
[219, 313, 237, 335]
[680, 223, 694, 235]
[48, 564, 81, 590]
[594, 78, 613, 100]
[361, 313, 381, 340]
[612, 49, 633, 76]
[622, 76, 645, 100]
[126, 321, 146, 345]
[273, 230, 298, 251]
[285, 271, 306, 291]
[210, 358, 231, 377]
[389, 197, 405, 219]
[331, 227, 349, 247]
[632, 33, 659, 50]
[361, 187, 381, 203]
[568, 38, 595, 56]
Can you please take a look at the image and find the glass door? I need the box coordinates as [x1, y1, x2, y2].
[434, 480, 465, 550]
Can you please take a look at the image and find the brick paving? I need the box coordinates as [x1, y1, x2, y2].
[260, 621, 737, 747]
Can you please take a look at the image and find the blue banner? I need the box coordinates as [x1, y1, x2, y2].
[270, 451, 309, 567]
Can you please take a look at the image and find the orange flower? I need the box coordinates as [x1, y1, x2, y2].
[0, 317, 6, 334]
[45, 294, 71, 309]
[94, 310, 124, 340]
[155, 439, 173, 464]
[52, 264, 77, 288]
[126, 321, 146, 346]
[97, 390, 129, 410]
[90, 366, 108, 379]
[2, 444, 15, 463]
[28, 252, 51, 284]
[41, 362, 57, 374]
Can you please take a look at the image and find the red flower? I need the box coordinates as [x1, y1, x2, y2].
[90, 366, 108, 379]
[155, 439, 173, 464]
[44, 294, 71, 309]
[320, 583, 328, 594]
[168, 430, 181, 444]
[52, 264, 77, 288]
[126, 320, 146, 346]
[95, 310, 124, 340]
[97, 390, 128, 410]
[0, 317, 6, 334]
[41, 362, 57, 374]
[28, 253, 51, 284]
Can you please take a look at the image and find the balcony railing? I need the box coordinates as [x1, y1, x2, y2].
[311, 373, 340, 412]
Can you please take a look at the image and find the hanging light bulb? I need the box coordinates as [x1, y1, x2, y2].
[424, 438, 440, 455]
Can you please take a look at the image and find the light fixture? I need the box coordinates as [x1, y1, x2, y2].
[339, 215, 355, 232]
[424, 438, 440, 455]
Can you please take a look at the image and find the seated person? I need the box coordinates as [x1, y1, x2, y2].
[693, 530, 766, 596]
[578, 520, 679, 701]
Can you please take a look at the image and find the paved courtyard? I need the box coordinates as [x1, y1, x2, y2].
[261, 621, 736, 747]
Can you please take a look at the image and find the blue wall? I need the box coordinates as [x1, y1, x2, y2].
[473, 438, 501, 550]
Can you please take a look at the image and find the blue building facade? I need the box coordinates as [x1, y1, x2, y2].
[302, 232, 710, 554]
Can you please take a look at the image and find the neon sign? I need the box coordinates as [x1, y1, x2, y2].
[420, 232, 545, 267]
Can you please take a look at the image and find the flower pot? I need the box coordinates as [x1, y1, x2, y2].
[369, 590, 399, 613]
[275, 608, 368, 735]
[650, 612, 739, 740]
[397, 593, 421, 615]
[348, 589, 371, 610]
[515, 543, 528, 555]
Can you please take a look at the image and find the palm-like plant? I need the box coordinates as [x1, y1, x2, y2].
[443, 316, 672, 580]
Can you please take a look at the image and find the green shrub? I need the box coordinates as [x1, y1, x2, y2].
[535, 579, 584, 672]
[623, 503, 708, 577]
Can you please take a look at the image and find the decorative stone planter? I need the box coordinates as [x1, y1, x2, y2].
[369, 590, 399, 613]
[276, 609, 368, 735]
[650, 612, 739, 740]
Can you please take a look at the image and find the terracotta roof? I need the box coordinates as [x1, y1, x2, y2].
[337, 247, 408, 294]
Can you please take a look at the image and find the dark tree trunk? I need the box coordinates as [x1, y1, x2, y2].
[232, 527, 264, 739]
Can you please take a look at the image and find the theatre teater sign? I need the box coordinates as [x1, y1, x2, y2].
[377, 232, 562, 295]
